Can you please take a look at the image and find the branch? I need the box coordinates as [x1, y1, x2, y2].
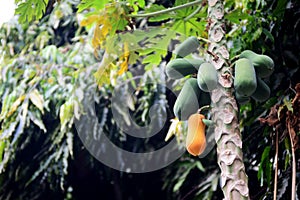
[128, 0, 202, 18]
[273, 130, 278, 200]
[288, 122, 296, 200]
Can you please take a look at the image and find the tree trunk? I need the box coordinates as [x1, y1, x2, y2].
[207, 0, 249, 199]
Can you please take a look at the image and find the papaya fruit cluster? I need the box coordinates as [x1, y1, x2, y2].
[166, 36, 217, 156]
[234, 50, 274, 104]
[165, 37, 274, 156]
[166, 36, 217, 121]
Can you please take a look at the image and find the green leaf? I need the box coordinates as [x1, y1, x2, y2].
[77, 0, 110, 13]
[59, 100, 74, 132]
[137, 0, 145, 8]
[284, 137, 291, 170]
[149, 14, 171, 22]
[143, 4, 166, 15]
[272, 0, 288, 19]
[262, 28, 274, 43]
[28, 111, 46, 133]
[142, 54, 162, 65]
[283, 98, 293, 113]
[173, 162, 197, 192]
[16, 0, 49, 23]
[29, 89, 44, 114]
[257, 146, 271, 186]
[173, 169, 190, 192]
[0, 141, 6, 163]
[225, 9, 253, 24]
[196, 161, 205, 172]
[252, 27, 262, 41]
[174, 0, 189, 7]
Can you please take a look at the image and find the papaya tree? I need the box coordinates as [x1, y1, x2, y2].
[205, 1, 249, 198]
[0, 0, 299, 199]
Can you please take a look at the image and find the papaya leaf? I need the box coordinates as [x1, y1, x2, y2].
[16, 0, 49, 23]
[137, 0, 145, 8]
[77, 0, 110, 13]
[149, 14, 172, 22]
[142, 54, 162, 66]
[144, 4, 166, 13]
[225, 9, 253, 24]
[80, 14, 100, 27]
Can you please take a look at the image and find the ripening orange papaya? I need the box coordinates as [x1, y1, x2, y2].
[186, 113, 206, 156]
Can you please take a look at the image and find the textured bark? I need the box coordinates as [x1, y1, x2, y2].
[207, 0, 249, 199]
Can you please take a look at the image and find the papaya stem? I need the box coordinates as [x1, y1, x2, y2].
[197, 105, 211, 113]
[197, 37, 211, 44]
[202, 119, 213, 126]
[184, 5, 202, 21]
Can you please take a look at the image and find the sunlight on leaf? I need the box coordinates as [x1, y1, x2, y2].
[29, 89, 44, 114]
[118, 42, 130, 75]
[80, 2, 128, 51]
[80, 14, 100, 27]
[94, 62, 116, 87]
[283, 98, 293, 113]
[7, 94, 26, 117]
[77, 0, 110, 13]
[59, 100, 74, 132]
[165, 118, 182, 141]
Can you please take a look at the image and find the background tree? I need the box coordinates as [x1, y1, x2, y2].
[0, 0, 299, 199]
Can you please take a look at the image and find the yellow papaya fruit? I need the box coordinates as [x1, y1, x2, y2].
[186, 113, 206, 156]
[166, 58, 205, 79]
[234, 58, 257, 97]
[197, 62, 218, 92]
[174, 36, 199, 58]
[251, 77, 271, 102]
[240, 50, 274, 78]
[173, 78, 210, 121]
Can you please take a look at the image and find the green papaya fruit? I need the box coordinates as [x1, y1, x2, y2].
[174, 36, 199, 58]
[235, 92, 250, 105]
[240, 50, 274, 78]
[166, 58, 205, 79]
[173, 78, 211, 121]
[234, 58, 257, 97]
[197, 62, 218, 92]
[251, 77, 271, 102]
